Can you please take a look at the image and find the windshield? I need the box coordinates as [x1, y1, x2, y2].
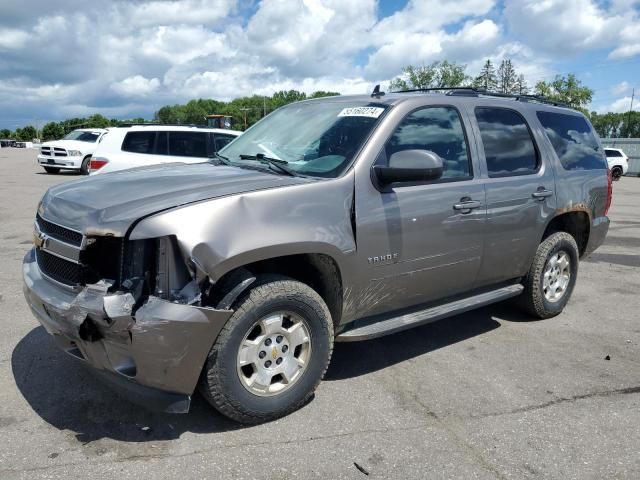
[63, 130, 101, 142]
[219, 101, 388, 178]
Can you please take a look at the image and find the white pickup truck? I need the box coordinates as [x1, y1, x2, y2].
[37, 128, 107, 174]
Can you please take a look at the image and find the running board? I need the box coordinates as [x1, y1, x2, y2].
[336, 284, 524, 342]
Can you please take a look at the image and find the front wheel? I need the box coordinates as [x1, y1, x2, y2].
[199, 276, 333, 424]
[517, 232, 579, 319]
[80, 156, 91, 175]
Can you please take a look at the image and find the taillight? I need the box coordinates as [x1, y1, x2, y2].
[604, 168, 613, 216]
[89, 157, 108, 172]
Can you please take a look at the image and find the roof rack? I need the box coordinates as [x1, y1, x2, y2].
[114, 123, 214, 128]
[390, 87, 570, 108]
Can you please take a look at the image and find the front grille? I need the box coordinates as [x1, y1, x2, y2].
[37, 214, 83, 246]
[36, 249, 82, 286]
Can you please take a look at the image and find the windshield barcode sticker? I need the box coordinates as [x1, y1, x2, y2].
[338, 107, 385, 118]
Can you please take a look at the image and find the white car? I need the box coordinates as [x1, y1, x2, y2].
[37, 128, 107, 174]
[89, 125, 241, 175]
[604, 148, 629, 180]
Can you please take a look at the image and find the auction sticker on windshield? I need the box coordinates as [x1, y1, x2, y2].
[338, 107, 385, 118]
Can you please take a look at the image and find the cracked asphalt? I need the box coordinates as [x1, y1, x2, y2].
[1, 148, 639, 479]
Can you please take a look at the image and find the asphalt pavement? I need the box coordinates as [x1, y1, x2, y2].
[0, 147, 638, 479]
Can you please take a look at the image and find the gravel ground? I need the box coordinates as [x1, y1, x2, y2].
[0, 148, 638, 479]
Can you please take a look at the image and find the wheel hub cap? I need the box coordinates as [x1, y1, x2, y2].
[542, 251, 571, 302]
[236, 311, 312, 396]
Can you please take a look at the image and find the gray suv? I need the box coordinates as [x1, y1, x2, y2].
[23, 89, 611, 423]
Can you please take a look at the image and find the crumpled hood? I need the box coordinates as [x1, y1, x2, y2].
[41, 140, 96, 153]
[38, 163, 309, 236]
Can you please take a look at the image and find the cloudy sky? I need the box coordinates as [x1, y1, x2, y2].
[0, 0, 639, 129]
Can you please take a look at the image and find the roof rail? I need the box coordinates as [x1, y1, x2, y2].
[114, 123, 214, 128]
[390, 87, 571, 108]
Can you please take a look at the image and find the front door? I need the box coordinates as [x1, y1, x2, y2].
[354, 105, 486, 318]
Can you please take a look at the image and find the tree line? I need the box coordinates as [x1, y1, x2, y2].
[389, 59, 593, 110]
[2, 62, 636, 141]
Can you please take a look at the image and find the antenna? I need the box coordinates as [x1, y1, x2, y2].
[371, 84, 385, 98]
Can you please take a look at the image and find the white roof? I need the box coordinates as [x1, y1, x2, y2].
[107, 125, 241, 135]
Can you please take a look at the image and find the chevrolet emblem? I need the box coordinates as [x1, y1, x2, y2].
[33, 230, 46, 248]
[272, 347, 278, 360]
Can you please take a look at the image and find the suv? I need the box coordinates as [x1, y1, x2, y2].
[37, 129, 107, 174]
[604, 147, 629, 180]
[23, 91, 611, 423]
[89, 125, 241, 174]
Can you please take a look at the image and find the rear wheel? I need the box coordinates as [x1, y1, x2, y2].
[199, 276, 333, 424]
[518, 232, 579, 319]
[611, 166, 623, 181]
[43, 167, 60, 174]
[80, 156, 91, 175]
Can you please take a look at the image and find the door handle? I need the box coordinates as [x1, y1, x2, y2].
[532, 188, 553, 200]
[453, 200, 481, 211]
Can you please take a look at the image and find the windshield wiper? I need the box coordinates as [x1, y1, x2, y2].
[238, 153, 298, 177]
[210, 152, 231, 165]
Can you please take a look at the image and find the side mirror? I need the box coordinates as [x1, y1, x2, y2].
[372, 149, 444, 188]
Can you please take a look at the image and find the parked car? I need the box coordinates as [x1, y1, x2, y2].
[89, 125, 241, 175]
[37, 128, 107, 174]
[604, 147, 629, 180]
[23, 90, 610, 423]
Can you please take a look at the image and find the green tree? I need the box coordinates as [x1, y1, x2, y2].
[16, 125, 37, 141]
[0, 128, 11, 138]
[41, 122, 65, 141]
[271, 90, 307, 109]
[514, 74, 529, 95]
[473, 60, 498, 91]
[497, 59, 517, 94]
[86, 114, 110, 128]
[389, 61, 471, 91]
[309, 91, 340, 98]
[535, 74, 593, 110]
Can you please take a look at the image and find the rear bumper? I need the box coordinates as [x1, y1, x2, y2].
[22, 248, 233, 413]
[37, 154, 81, 169]
[584, 215, 610, 257]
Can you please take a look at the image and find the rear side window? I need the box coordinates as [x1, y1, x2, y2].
[605, 149, 622, 158]
[536, 111, 605, 170]
[386, 106, 472, 180]
[168, 131, 207, 157]
[475, 107, 538, 177]
[121, 131, 156, 154]
[214, 134, 236, 152]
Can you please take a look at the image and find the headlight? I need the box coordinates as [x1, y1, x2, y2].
[67, 150, 82, 156]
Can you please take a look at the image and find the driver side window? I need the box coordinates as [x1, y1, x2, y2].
[386, 106, 472, 180]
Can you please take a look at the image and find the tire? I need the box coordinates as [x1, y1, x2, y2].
[199, 276, 334, 424]
[518, 232, 579, 319]
[611, 166, 623, 181]
[43, 167, 60, 174]
[80, 156, 91, 175]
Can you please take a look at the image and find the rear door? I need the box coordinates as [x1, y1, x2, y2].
[469, 106, 556, 287]
[354, 104, 486, 318]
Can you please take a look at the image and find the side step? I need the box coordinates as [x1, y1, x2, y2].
[336, 284, 524, 342]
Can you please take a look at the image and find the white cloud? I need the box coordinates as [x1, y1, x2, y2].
[504, 0, 628, 55]
[609, 23, 640, 59]
[111, 76, 160, 96]
[1, 0, 639, 127]
[611, 81, 631, 96]
[598, 96, 640, 113]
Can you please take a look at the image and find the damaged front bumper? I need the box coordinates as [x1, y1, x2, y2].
[22, 248, 233, 413]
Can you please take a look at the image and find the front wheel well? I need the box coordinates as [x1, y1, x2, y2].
[542, 212, 590, 257]
[208, 254, 344, 327]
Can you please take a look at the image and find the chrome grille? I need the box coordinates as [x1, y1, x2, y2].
[36, 249, 82, 286]
[36, 214, 83, 246]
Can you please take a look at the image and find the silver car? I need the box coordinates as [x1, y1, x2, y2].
[23, 90, 611, 423]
